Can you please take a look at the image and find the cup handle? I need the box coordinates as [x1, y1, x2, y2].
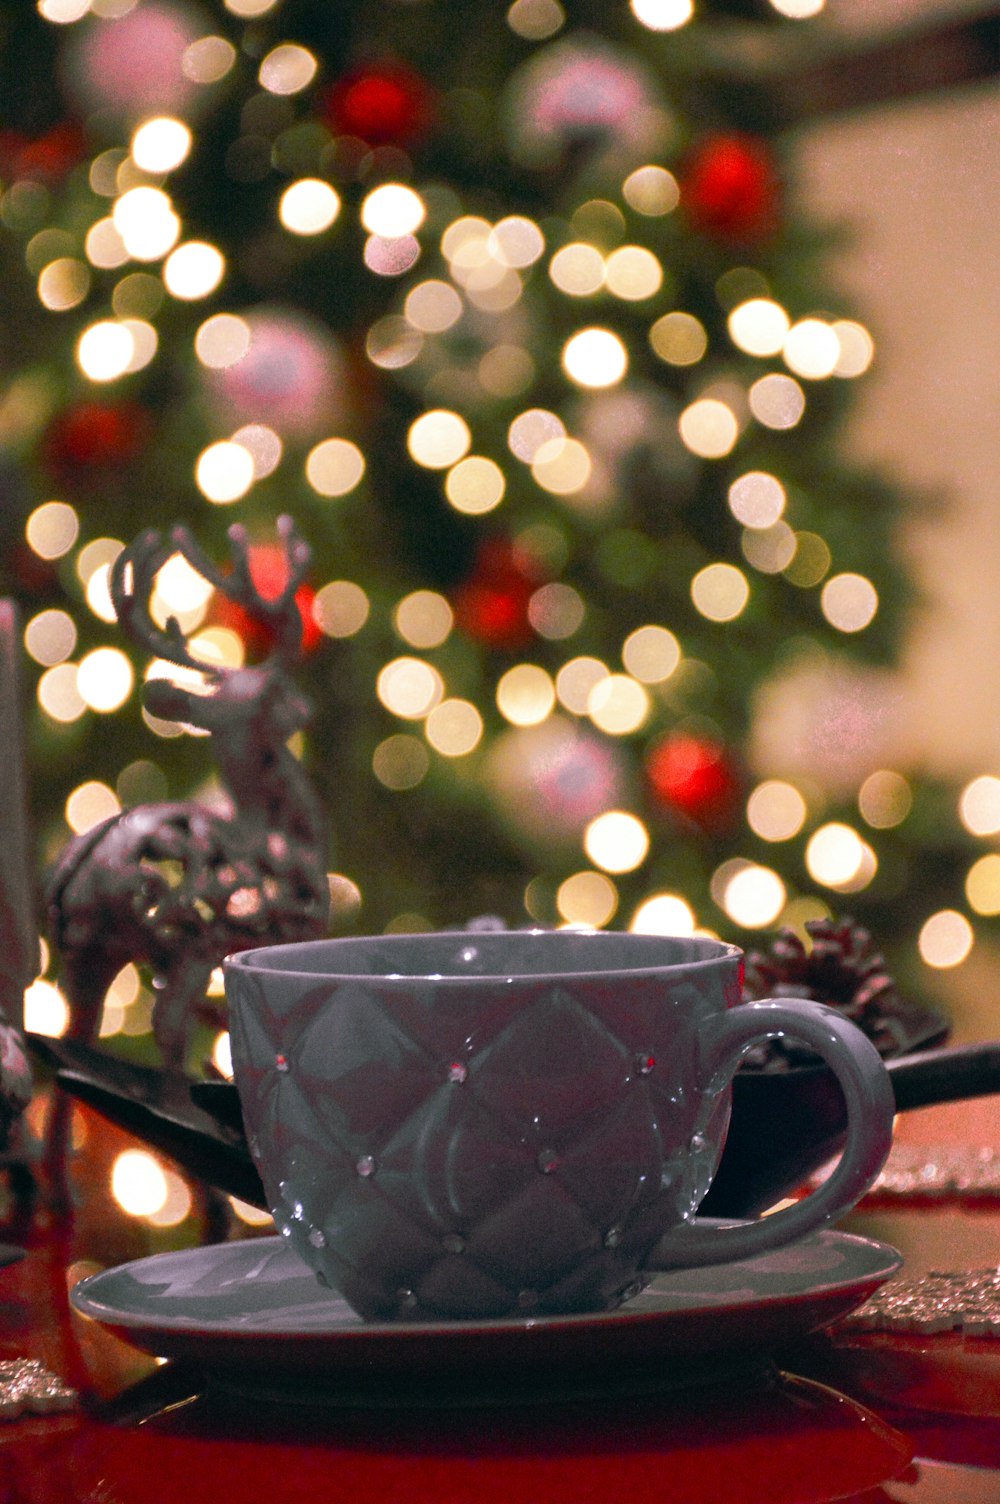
[646, 998, 895, 1269]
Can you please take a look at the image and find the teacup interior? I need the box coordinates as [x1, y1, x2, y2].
[227, 930, 738, 981]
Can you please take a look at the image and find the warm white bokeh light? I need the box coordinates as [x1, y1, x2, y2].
[163, 242, 225, 299]
[629, 893, 695, 936]
[279, 179, 341, 236]
[408, 410, 472, 469]
[131, 117, 192, 173]
[361, 184, 426, 238]
[562, 328, 628, 388]
[584, 811, 650, 874]
[918, 909, 974, 969]
[196, 441, 255, 504]
[959, 775, 1000, 836]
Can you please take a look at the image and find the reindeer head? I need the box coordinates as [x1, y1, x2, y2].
[112, 516, 315, 766]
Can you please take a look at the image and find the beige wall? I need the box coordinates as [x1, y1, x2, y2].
[796, 62, 1000, 776]
[794, 36, 999, 1029]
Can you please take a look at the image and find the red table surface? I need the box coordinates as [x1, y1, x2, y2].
[2, 1098, 1000, 1504]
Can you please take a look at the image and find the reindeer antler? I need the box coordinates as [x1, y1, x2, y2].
[110, 528, 209, 672]
[171, 515, 312, 665]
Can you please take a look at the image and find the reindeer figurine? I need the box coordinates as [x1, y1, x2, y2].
[47, 516, 330, 1080]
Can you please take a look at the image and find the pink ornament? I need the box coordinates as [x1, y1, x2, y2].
[504, 39, 662, 166]
[487, 718, 623, 843]
[63, 2, 204, 118]
[207, 309, 345, 437]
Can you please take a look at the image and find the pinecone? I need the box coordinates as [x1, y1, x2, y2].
[740, 916, 907, 1071]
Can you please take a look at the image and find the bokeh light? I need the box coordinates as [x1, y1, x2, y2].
[163, 242, 225, 299]
[496, 664, 556, 727]
[918, 909, 973, 969]
[678, 398, 739, 458]
[279, 179, 341, 236]
[728, 471, 786, 528]
[966, 854, 1000, 915]
[859, 769, 912, 829]
[27, 501, 79, 559]
[557, 871, 618, 927]
[959, 775, 1000, 836]
[361, 184, 426, 238]
[584, 811, 650, 874]
[650, 312, 707, 366]
[195, 440, 255, 503]
[622, 625, 680, 683]
[425, 698, 484, 757]
[728, 299, 789, 357]
[562, 328, 628, 388]
[747, 780, 807, 841]
[377, 657, 444, 720]
[306, 438, 365, 496]
[720, 863, 786, 928]
[408, 410, 472, 469]
[629, 893, 696, 935]
[821, 573, 878, 633]
[691, 562, 749, 621]
[631, 0, 694, 28]
[622, 166, 679, 216]
[131, 117, 192, 173]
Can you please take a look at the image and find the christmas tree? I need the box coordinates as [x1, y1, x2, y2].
[1, 0, 994, 1050]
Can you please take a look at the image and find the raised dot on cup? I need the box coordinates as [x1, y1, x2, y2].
[447, 1061, 468, 1083]
[537, 1148, 559, 1174]
[397, 1288, 419, 1311]
[356, 1154, 377, 1178]
[635, 1052, 655, 1076]
[442, 1232, 466, 1254]
[275, 1053, 290, 1073]
[604, 1226, 622, 1249]
[689, 1134, 708, 1154]
[517, 1289, 539, 1311]
[308, 1227, 327, 1248]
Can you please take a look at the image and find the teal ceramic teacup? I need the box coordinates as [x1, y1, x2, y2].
[224, 930, 894, 1322]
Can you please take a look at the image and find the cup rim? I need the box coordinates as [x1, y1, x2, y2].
[223, 929, 743, 984]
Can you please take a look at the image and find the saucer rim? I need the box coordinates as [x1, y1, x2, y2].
[70, 1224, 902, 1343]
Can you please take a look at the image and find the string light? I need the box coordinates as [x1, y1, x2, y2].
[629, 893, 696, 935]
[27, 501, 79, 559]
[507, 0, 565, 39]
[584, 811, 650, 874]
[279, 180, 341, 236]
[163, 242, 225, 299]
[306, 438, 365, 497]
[131, 118, 192, 173]
[557, 871, 618, 927]
[631, 0, 694, 28]
[959, 775, 1000, 836]
[562, 328, 628, 388]
[259, 43, 318, 95]
[497, 665, 556, 727]
[408, 410, 472, 468]
[361, 184, 426, 238]
[918, 910, 973, 969]
[623, 166, 679, 216]
[678, 398, 739, 458]
[650, 312, 707, 366]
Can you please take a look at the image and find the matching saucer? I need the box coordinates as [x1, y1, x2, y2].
[70, 1225, 901, 1405]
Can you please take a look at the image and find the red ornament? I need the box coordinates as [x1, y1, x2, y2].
[452, 538, 541, 650]
[210, 544, 322, 657]
[680, 133, 781, 244]
[324, 61, 434, 146]
[44, 402, 151, 480]
[647, 732, 741, 829]
[0, 121, 87, 183]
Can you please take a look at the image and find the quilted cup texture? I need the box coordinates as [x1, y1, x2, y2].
[227, 942, 738, 1321]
